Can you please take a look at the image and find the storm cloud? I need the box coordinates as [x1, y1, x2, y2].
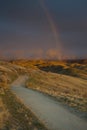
[0, 0, 87, 59]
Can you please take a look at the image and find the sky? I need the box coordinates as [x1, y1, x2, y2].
[0, 0, 87, 59]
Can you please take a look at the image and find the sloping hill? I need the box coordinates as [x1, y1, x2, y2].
[26, 70, 87, 112]
[0, 61, 48, 130]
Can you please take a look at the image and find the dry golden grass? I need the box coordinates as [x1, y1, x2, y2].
[11, 60, 87, 111]
[0, 61, 28, 86]
[1, 89, 48, 130]
[11, 60, 38, 69]
[12, 59, 87, 79]
[0, 98, 10, 129]
[0, 61, 48, 130]
[26, 70, 87, 111]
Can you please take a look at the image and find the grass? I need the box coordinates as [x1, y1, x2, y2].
[26, 69, 87, 112]
[0, 97, 10, 129]
[0, 59, 87, 129]
[0, 61, 48, 130]
[11, 59, 87, 111]
[1, 88, 48, 130]
[38, 63, 87, 79]
[12, 59, 87, 79]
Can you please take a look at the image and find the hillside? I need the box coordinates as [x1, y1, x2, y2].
[0, 60, 87, 129]
[12, 60, 87, 112]
[0, 61, 48, 130]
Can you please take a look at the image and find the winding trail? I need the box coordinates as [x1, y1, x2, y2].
[11, 76, 87, 130]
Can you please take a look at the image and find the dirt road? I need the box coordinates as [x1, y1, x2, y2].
[11, 76, 87, 130]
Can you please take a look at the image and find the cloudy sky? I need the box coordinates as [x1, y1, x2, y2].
[0, 0, 87, 59]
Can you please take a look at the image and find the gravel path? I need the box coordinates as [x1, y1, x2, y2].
[11, 76, 87, 130]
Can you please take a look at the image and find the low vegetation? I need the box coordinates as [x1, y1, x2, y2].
[37, 61, 87, 80]
[26, 70, 87, 111]
[0, 61, 48, 130]
[0, 97, 10, 129]
[0, 59, 87, 129]
[11, 59, 87, 111]
[12, 59, 87, 79]
[17, 59, 87, 112]
[0, 89, 48, 130]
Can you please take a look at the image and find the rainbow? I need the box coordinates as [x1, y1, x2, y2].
[38, 0, 63, 59]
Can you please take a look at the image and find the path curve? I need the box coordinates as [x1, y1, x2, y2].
[11, 76, 87, 130]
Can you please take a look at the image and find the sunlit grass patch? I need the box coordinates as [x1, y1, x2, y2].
[26, 69, 87, 112]
[0, 97, 10, 129]
[1, 89, 48, 130]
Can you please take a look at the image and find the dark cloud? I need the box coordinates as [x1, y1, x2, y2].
[0, 0, 87, 59]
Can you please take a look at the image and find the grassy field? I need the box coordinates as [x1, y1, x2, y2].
[11, 60, 87, 111]
[0, 61, 48, 130]
[13, 59, 87, 112]
[26, 70, 87, 112]
[12, 59, 87, 79]
[1, 89, 48, 130]
[0, 97, 10, 129]
[0, 59, 87, 129]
